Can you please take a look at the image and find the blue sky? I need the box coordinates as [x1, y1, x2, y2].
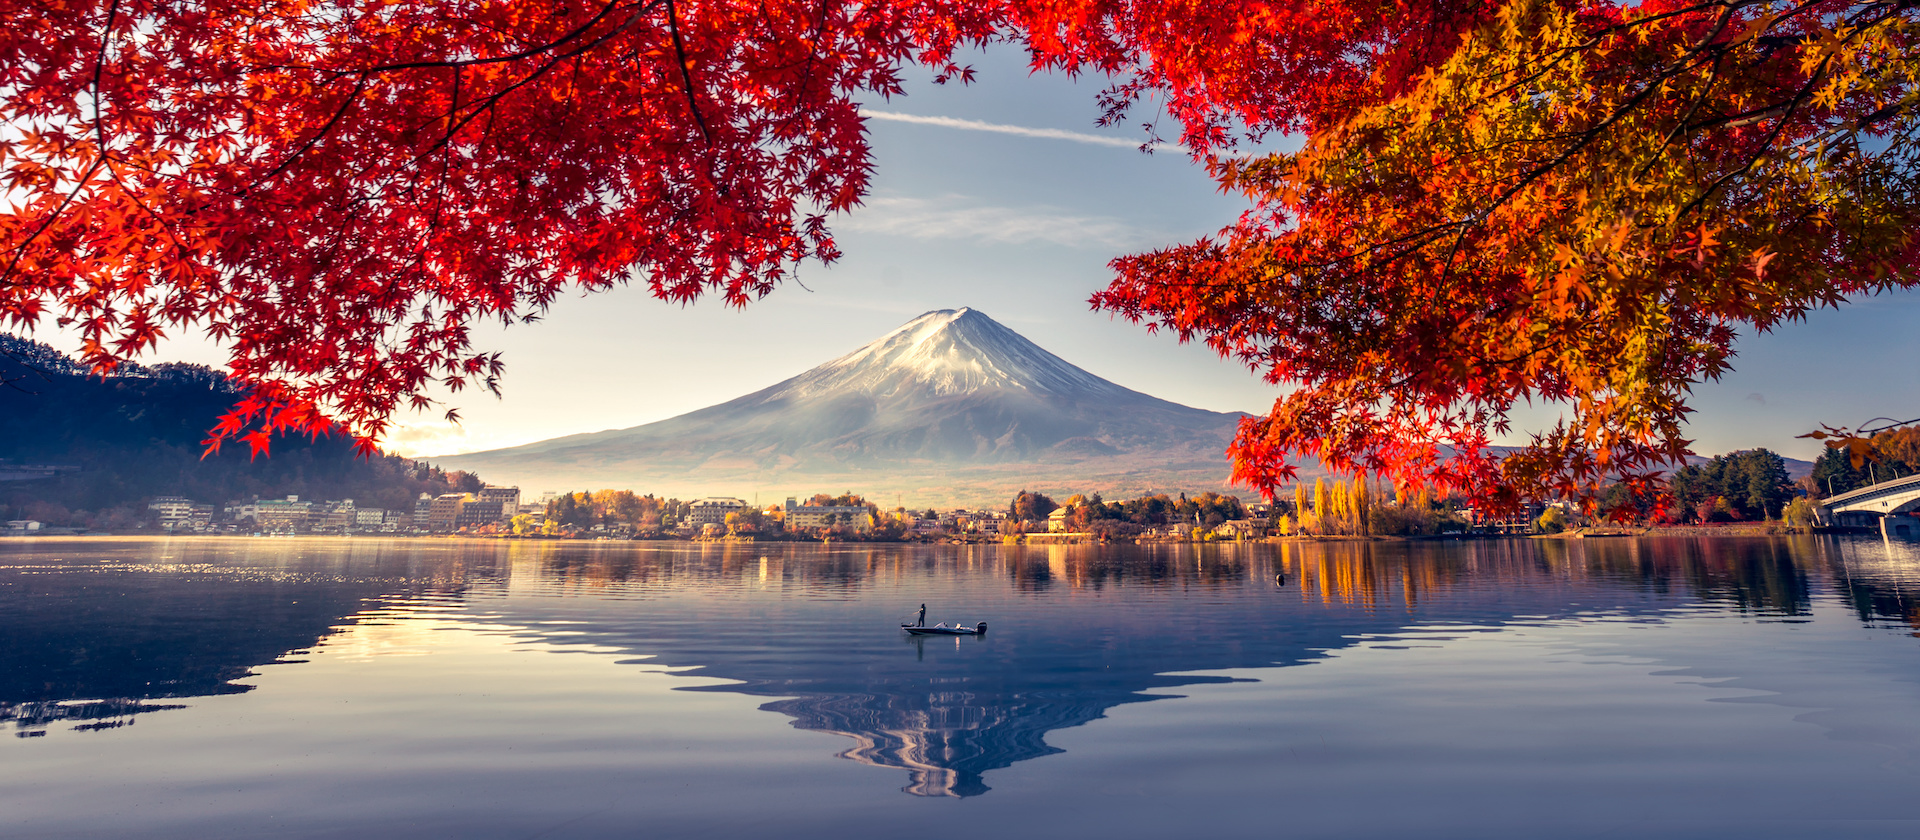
[31, 45, 1920, 464]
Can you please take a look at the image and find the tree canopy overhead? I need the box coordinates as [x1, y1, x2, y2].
[3, 0, 1011, 455]
[1091, 0, 1920, 507]
[3, 0, 1915, 505]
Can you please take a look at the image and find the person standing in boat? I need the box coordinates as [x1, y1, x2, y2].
[916, 604, 926, 627]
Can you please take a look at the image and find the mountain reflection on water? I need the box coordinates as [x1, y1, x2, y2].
[3, 535, 1917, 796]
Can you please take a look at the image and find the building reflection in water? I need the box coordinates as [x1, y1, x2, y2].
[0, 538, 507, 736]
[4, 535, 1920, 795]
[1807, 535, 1920, 634]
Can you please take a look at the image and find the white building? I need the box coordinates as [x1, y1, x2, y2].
[1047, 508, 1070, 532]
[962, 511, 1004, 533]
[687, 498, 749, 527]
[477, 486, 521, 514]
[254, 496, 313, 531]
[316, 500, 357, 531]
[148, 496, 196, 529]
[1215, 519, 1269, 539]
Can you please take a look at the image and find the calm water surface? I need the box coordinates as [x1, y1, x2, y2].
[3, 536, 1919, 838]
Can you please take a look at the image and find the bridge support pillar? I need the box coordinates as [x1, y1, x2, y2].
[1877, 514, 1917, 539]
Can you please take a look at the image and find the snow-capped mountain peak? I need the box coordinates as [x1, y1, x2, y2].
[793, 308, 1126, 399]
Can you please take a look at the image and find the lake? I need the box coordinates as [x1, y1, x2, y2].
[3, 535, 1919, 838]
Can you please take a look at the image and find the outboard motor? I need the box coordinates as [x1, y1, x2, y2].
[975, 622, 988, 634]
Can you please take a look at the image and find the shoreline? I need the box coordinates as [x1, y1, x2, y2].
[0, 525, 1869, 545]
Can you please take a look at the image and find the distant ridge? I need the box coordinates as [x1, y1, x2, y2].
[439, 309, 1254, 505]
[0, 333, 478, 520]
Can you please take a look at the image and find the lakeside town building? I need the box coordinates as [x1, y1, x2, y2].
[687, 497, 749, 527]
[456, 486, 522, 528]
[1214, 519, 1269, 539]
[254, 496, 315, 531]
[1046, 508, 1070, 532]
[476, 486, 521, 512]
[147, 496, 195, 527]
[106, 485, 527, 535]
[30, 483, 1291, 540]
[145, 496, 217, 531]
[783, 498, 872, 532]
[315, 500, 357, 531]
[454, 498, 504, 530]
[427, 493, 474, 531]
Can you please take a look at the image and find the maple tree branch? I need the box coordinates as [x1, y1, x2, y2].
[1687, 102, 1792, 132]
[442, 67, 464, 149]
[1855, 102, 1908, 131]
[261, 0, 673, 189]
[76, 0, 211, 297]
[1642, 52, 1726, 178]
[1685, 0, 1906, 135]
[1840, 416, 1920, 435]
[405, 0, 672, 168]
[256, 74, 370, 186]
[1585, 0, 1755, 36]
[782, 0, 836, 115]
[1746, 0, 1853, 48]
[1470, 0, 1753, 103]
[1292, 3, 1754, 283]
[0, 0, 121, 284]
[666, 0, 713, 144]
[90, 0, 119, 162]
[1427, 56, 1700, 280]
[1671, 56, 1828, 221]
[1332, 0, 1866, 287]
[411, 67, 465, 273]
[0, 157, 106, 284]
[336, 0, 635, 74]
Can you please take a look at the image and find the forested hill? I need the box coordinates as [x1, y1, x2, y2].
[0, 334, 479, 526]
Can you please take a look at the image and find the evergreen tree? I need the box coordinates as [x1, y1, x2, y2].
[1669, 450, 1793, 521]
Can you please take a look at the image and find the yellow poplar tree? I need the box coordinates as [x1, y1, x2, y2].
[1354, 479, 1366, 535]
[1344, 475, 1359, 533]
[1313, 478, 1331, 536]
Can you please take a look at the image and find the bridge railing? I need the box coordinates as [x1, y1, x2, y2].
[1820, 472, 1920, 510]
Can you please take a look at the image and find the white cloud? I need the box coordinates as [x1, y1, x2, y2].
[839, 196, 1156, 249]
[382, 422, 474, 458]
[860, 109, 1173, 151]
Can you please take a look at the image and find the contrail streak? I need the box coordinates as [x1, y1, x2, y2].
[859, 109, 1169, 151]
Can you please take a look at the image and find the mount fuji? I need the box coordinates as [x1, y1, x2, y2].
[437, 309, 1256, 505]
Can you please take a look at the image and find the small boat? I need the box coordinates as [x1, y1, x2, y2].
[902, 622, 988, 636]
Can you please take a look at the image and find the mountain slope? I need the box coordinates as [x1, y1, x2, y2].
[440, 309, 1251, 504]
[0, 334, 482, 524]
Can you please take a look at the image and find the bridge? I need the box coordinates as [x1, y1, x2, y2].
[1817, 472, 1920, 536]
